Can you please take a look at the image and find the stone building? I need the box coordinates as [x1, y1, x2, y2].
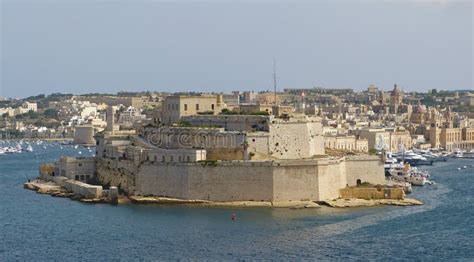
[73, 125, 96, 145]
[55, 157, 96, 182]
[358, 128, 412, 152]
[324, 136, 369, 152]
[161, 95, 224, 125]
[430, 126, 474, 151]
[143, 115, 325, 160]
[22, 102, 37, 112]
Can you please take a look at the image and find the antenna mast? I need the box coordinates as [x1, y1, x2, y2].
[273, 58, 277, 106]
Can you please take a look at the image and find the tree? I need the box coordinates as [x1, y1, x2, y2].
[29, 110, 40, 119]
[44, 108, 58, 118]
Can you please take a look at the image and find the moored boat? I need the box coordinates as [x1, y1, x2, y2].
[388, 164, 430, 186]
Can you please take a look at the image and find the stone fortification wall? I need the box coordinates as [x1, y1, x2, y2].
[206, 148, 245, 160]
[73, 126, 96, 145]
[42, 174, 102, 199]
[143, 126, 246, 150]
[135, 161, 274, 201]
[55, 156, 96, 181]
[246, 132, 270, 158]
[272, 158, 345, 201]
[133, 158, 349, 202]
[314, 158, 347, 200]
[181, 115, 270, 132]
[267, 120, 325, 159]
[95, 152, 385, 202]
[340, 187, 405, 200]
[96, 158, 136, 193]
[345, 155, 385, 186]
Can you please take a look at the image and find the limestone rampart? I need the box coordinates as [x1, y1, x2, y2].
[345, 155, 385, 186]
[130, 158, 351, 201]
[41, 174, 103, 199]
[340, 187, 405, 200]
[135, 161, 274, 201]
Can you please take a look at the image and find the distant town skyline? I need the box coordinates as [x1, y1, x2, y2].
[1, 0, 473, 98]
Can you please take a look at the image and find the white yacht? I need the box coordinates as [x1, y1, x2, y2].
[388, 165, 430, 186]
[451, 149, 463, 158]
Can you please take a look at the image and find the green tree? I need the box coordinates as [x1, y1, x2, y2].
[44, 108, 58, 118]
[27, 110, 40, 119]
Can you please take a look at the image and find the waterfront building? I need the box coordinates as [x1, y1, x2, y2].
[358, 128, 412, 152]
[55, 156, 96, 182]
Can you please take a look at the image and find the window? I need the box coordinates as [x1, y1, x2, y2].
[186, 156, 190, 162]
[211, 104, 215, 110]
[78, 163, 82, 167]
[75, 175, 79, 180]
[184, 104, 188, 111]
[196, 104, 199, 110]
[162, 155, 165, 162]
[179, 156, 182, 162]
[170, 156, 174, 162]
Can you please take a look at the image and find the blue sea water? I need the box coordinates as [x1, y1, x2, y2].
[1, 143, 473, 261]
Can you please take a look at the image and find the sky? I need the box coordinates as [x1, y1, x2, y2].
[1, 0, 473, 98]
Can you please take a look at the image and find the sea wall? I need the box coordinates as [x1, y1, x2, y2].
[340, 187, 405, 200]
[316, 158, 347, 200]
[345, 155, 385, 186]
[95, 154, 385, 202]
[96, 159, 136, 193]
[272, 158, 345, 201]
[41, 174, 103, 199]
[133, 158, 348, 202]
[135, 161, 274, 201]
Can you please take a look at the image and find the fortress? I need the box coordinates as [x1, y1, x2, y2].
[69, 114, 386, 202]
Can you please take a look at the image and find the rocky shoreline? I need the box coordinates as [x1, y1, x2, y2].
[25, 179, 423, 208]
[24, 179, 114, 204]
[129, 196, 321, 208]
[319, 198, 423, 208]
